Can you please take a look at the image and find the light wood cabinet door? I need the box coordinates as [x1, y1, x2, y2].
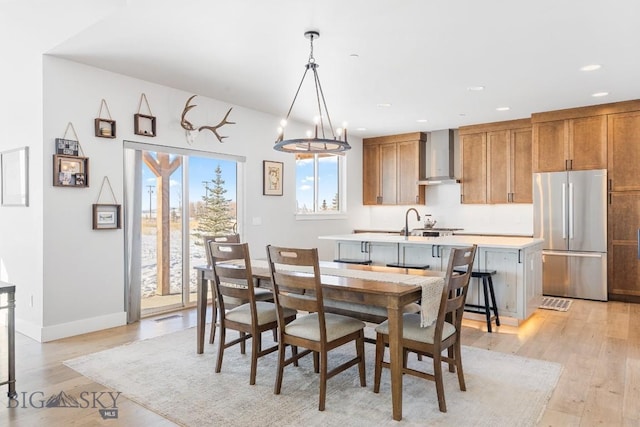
[608, 191, 640, 298]
[487, 130, 510, 203]
[532, 120, 567, 172]
[397, 140, 424, 204]
[608, 111, 640, 192]
[510, 127, 533, 203]
[568, 115, 607, 170]
[362, 132, 427, 206]
[379, 143, 398, 204]
[533, 116, 606, 172]
[460, 132, 487, 204]
[362, 143, 381, 205]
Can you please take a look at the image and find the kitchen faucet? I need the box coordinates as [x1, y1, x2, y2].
[404, 208, 421, 238]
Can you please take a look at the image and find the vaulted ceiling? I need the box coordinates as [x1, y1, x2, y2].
[38, 0, 640, 138]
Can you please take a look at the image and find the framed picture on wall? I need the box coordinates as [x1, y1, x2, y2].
[1, 146, 29, 206]
[92, 204, 121, 230]
[53, 154, 89, 187]
[263, 160, 283, 196]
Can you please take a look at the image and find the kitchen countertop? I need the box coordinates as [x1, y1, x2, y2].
[319, 233, 544, 249]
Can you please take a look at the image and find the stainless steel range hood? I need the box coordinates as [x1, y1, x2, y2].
[417, 129, 460, 185]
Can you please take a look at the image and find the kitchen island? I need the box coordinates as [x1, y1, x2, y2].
[319, 233, 544, 324]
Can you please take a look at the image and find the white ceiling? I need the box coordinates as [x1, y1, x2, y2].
[45, 0, 640, 138]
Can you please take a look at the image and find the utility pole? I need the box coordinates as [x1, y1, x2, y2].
[147, 185, 155, 219]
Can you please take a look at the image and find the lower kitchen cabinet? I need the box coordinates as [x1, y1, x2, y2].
[608, 191, 640, 300]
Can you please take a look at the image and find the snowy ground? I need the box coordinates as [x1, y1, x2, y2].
[141, 230, 206, 298]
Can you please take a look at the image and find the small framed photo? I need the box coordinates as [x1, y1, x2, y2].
[1, 146, 29, 207]
[263, 160, 283, 196]
[92, 204, 121, 230]
[53, 154, 89, 187]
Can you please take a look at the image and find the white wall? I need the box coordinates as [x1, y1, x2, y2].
[0, 0, 128, 341]
[37, 56, 365, 341]
[364, 192, 533, 235]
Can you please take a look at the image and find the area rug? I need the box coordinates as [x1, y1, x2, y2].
[64, 328, 561, 427]
[539, 296, 573, 312]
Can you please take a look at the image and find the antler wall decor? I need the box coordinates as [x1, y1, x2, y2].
[180, 95, 235, 143]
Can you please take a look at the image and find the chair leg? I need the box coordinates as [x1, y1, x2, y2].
[215, 327, 225, 373]
[318, 350, 328, 411]
[274, 342, 286, 395]
[313, 351, 320, 374]
[209, 300, 217, 344]
[240, 332, 246, 354]
[454, 339, 466, 391]
[356, 331, 366, 387]
[447, 346, 455, 373]
[250, 331, 259, 385]
[433, 351, 447, 413]
[292, 345, 299, 367]
[373, 333, 385, 393]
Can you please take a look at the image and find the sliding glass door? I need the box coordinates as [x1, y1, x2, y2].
[124, 142, 242, 320]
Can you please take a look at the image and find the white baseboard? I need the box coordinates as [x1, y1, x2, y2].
[40, 311, 127, 342]
[15, 318, 44, 342]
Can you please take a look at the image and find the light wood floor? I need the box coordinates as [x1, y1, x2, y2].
[1, 299, 639, 426]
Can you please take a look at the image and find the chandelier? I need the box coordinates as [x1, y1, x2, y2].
[274, 30, 351, 154]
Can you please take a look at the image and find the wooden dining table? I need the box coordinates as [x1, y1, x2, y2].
[194, 260, 444, 421]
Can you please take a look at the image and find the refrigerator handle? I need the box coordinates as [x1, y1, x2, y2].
[562, 183, 567, 239]
[638, 229, 640, 260]
[568, 182, 574, 239]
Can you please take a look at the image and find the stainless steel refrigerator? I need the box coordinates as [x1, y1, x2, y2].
[533, 169, 608, 301]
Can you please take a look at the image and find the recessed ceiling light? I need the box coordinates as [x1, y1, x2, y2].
[496, 106, 510, 111]
[416, 119, 428, 123]
[376, 103, 392, 108]
[349, 53, 359, 58]
[580, 64, 601, 71]
[459, 113, 466, 117]
[467, 86, 485, 91]
[356, 127, 367, 131]
[592, 92, 609, 97]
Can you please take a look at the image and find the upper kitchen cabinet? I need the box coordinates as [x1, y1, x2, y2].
[362, 132, 426, 205]
[532, 105, 611, 172]
[608, 110, 640, 192]
[459, 118, 532, 204]
[459, 132, 486, 204]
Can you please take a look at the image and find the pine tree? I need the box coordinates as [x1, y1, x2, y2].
[321, 199, 328, 210]
[193, 165, 234, 243]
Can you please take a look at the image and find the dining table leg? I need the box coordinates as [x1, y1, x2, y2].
[196, 269, 208, 354]
[387, 305, 403, 421]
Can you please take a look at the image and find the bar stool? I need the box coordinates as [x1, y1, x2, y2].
[333, 259, 373, 265]
[454, 268, 500, 332]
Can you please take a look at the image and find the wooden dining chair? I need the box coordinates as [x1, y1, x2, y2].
[209, 242, 296, 385]
[204, 234, 273, 345]
[373, 244, 477, 413]
[266, 245, 367, 411]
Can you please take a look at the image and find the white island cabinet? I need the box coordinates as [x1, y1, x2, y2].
[319, 233, 544, 324]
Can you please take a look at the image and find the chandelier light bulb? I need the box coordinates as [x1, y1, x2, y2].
[280, 119, 288, 127]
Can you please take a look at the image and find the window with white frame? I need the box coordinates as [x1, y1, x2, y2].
[295, 153, 344, 214]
